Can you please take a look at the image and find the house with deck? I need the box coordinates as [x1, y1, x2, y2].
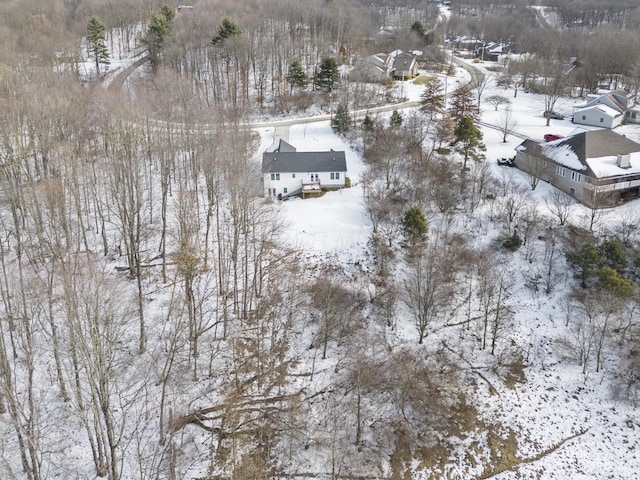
[262, 140, 347, 199]
[514, 129, 640, 207]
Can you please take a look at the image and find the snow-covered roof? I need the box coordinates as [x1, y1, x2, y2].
[586, 151, 640, 178]
[538, 130, 640, 178]
[573, 104, 623, 118]
[541, 143, 585, 170]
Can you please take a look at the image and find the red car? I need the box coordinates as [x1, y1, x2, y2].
[544, 133, 564, 142]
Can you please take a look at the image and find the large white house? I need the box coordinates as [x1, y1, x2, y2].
[262, 140, 347, 199]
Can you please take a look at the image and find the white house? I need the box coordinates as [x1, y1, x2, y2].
[572, 90, 635, 129]
[572, 104, 624, 129]
[262, 140, 347, 199]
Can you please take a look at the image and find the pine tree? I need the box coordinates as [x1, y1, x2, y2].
[142, 5, 175, 69]
[315, 56, 339, 92]
[452, 116, 486, 170]
[390, 110, 403, 127]
[87, 16, 109, 76]
[598, 267, 636, 297]
[566, 242, 601, 288]
[419, 77, 444, 120]
[448, 86, 478, 123]
[211, 17, 241, 45]
[402, 205, 428, 247]
[331, 103, 351, 133]
[362, 114, 374, 132]
[287, 59, 308, 92]
[598, 238, 626, 273]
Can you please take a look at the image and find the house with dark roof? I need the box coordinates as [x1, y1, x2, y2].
[391, 51, 418, 79]
[262, 140, 347, 199]
[514, 129, 640, 207]
[350, 53, 394, 82]
[350, 50, 419, 82]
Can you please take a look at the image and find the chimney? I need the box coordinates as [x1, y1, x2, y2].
[617, 153, 631, 169]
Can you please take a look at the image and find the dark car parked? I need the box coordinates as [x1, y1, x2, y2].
[543, 110, 565, 120]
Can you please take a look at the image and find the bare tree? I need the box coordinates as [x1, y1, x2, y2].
[546, 189, 574, 226]
[497, 106, 518, 144]
[541, 61, 567, 126]
[498, 175, 530, 235]
[485, 94, 510, 111]
[470, 71, 491, 113]
[404, 240, 454, 345]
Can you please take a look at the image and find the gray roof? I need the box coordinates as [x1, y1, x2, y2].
[262, 151, 347, 174]
[562, 130, 640, 164]
[519, 130, 640, 177]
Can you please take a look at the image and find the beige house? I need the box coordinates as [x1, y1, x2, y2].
[514, 130, 640, 207]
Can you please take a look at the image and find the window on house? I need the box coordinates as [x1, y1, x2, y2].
[270, 173, 275, 180]
[330, 172, 335, 180]
[600, 118, 604, 123]
[292, 173, 296, 178]
[556, 166, 566, 177]
[570, 187, 576, 195]
[276, 173, 280, 180]
[336, 172, 340, 179]
[582, 115, 586, 120]
[571, 171, 582, 182]
[283, 187, 288, 194]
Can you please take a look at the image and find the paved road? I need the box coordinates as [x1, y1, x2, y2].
[106, 51, 534, 142]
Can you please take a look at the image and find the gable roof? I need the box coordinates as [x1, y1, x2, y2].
[265, 138, 297, 153]
[536, 130, 640, 178]
[392, 52, 416, 71]
[574, 104, 623, 118]
[262, 151, 347, 174]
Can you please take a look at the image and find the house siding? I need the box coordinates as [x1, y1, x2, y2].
[263, 170, 346, 198]
[515, 151, 589, 202]
[572, 107, 622, 129]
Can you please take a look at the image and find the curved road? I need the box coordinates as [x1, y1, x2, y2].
[105, 51, 534, 142]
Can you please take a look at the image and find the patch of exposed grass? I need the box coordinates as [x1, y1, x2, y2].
[412, 75, 435, 85]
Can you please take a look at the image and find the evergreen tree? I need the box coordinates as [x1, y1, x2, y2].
[566, 242, 601, 288]
[315, 56, 339, 92]
[362, 114, 375, 132]
[390, 110, 403, 127]
[448, 86, 478, 123]
[419, 77, 444, 120]
[598, 238, 626, 273]
[402, 205, 428, 247]
[87, 16, 109, 76]
[211, 17, 241, 45]
[142, 4, 175, 68]
[287, 59, 307, 92]
[598, 267, 636, 297]
[411, 20, 427, 38]
[452, 116, 486, 170]
[331, 103, 351, 133]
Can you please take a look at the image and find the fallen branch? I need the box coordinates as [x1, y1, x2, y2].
[478, 429, 590, 479]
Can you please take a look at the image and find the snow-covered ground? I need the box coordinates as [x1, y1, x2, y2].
[252, 57, 640, 478]
[48, 27, 640, 475]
